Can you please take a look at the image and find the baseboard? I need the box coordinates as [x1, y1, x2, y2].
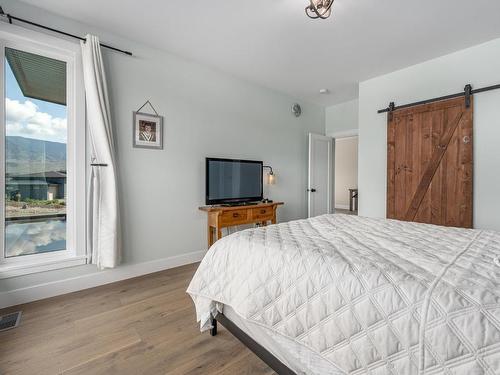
[335, 204, 350, 210]
[0, 250, 206, 309]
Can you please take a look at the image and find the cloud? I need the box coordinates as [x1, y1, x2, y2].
[5, 220, 66, 257]
[6, 98, 67, 143]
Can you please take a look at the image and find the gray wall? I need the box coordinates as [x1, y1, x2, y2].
[325, 99, 359, 136]
[358, 38, 500, 230]
[0, 1, 325, 293]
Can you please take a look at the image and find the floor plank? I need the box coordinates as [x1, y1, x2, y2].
[0, 263, 275, 375]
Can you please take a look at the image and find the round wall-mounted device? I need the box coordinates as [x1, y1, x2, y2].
[292, 103, 302, 117]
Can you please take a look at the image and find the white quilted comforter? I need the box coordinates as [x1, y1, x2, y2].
[187, 214, 500, 374]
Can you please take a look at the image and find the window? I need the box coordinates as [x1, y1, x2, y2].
[4, 48, 68, 258]
[0, 25, 85, 277]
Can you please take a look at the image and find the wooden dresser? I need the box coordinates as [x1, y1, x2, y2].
[199, 202, 284, 248]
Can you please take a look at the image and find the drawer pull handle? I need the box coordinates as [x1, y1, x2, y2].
[233, 213, 239, 218]
[260, 210, 266, 214]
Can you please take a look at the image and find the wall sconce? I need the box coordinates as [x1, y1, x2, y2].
[263, 165, 276, 185]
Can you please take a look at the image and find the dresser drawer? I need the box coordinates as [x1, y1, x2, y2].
[251, 206, 273, 220]
[220, 209, 249, 225]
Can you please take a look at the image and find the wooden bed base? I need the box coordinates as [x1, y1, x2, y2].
[211, 315, 296, 375]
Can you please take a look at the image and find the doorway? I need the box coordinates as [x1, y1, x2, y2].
[334, 136, 358, 215]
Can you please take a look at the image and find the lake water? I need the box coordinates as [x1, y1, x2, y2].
[5, 219, 66, 257]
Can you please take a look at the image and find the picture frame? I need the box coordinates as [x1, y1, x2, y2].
[133, 111, 163, 149]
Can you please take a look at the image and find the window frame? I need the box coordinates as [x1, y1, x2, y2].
[0, 23, 86, 278]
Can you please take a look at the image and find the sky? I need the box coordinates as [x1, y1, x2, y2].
[5, 59, 67, 144]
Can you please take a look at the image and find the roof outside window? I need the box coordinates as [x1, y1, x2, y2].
[5, 47, 66, 106]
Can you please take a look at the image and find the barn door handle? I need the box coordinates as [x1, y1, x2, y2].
[463, 136, 471, 144]
[308, 188, 317, 192]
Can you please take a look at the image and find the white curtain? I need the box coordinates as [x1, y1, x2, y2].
[81, 34, 120, 269]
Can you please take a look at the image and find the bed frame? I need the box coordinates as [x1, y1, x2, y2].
[211, 315, 296, 375]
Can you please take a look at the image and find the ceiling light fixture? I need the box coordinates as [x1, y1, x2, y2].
[305, 0, 334, 19]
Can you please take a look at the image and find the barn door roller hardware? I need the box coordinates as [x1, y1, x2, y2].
[464, 84, 472, 108]
[378, 82, 500, 114]
[387, 102, 395, 121]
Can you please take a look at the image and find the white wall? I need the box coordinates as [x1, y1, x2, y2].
[334, 137, 358, 209]
[0, 0, 325, 298]
[325, 99, 358, 136]
[358, 38, 500, 230]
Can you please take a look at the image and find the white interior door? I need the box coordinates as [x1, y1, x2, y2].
[308, 133, 334, 218]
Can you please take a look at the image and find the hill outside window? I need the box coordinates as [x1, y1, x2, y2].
[0, 24, 86, 277]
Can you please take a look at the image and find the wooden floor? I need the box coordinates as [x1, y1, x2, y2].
[0, 263, 275, 375]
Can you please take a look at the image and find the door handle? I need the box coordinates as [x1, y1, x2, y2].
[308, 188, 317, 192]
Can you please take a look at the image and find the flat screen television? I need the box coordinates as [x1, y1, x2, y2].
[206, 158, 263, 205]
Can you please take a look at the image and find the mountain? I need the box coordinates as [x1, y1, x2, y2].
[6, 136, 66, 162]
[6, 136, 66, 175]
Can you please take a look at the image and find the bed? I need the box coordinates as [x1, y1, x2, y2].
[187, 214, 500, 374]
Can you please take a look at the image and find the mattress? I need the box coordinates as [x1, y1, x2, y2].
[187, 214, 500, 374]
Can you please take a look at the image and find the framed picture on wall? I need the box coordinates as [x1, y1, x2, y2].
[133, 111, 163, 149]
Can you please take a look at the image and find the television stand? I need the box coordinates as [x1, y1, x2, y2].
[199, 202, 284, 248]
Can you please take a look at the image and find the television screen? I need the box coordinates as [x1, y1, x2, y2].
[206, 158, 263, 205]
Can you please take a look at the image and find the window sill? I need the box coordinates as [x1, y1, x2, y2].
[0, 256, 88, 279]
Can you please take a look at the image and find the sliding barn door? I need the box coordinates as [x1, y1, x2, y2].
[387, 97, 473, 228]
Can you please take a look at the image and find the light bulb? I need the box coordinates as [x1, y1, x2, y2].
[267, 173, 276, 185]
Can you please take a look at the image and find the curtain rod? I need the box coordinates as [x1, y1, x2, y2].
[378, 83, 500, 114]
[0, 6, 133, 56]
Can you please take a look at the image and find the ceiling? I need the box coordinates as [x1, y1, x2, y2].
[17, 0, 500, 106]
